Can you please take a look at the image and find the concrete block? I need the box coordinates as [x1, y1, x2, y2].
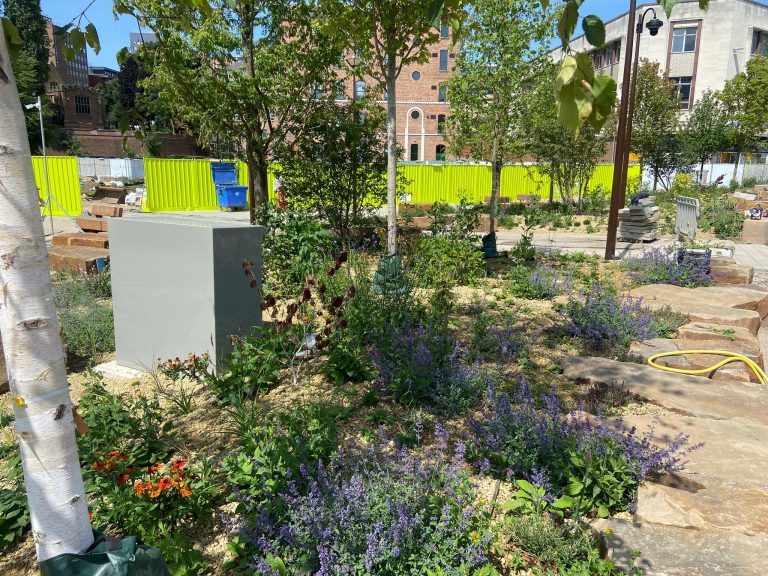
[48, 245, 110, 275]
[741, 219, 768, 245]
[91, 204, 123, 218]
[76, 217, 108, 233]
[110, 217, 265, 372]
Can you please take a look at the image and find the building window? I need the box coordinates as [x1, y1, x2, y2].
[410, 109, 420, 120]
[437, 114, 446, 133]
[440, 23, 449, 38]
[74, 95, 91, 115]
[335, 80, 345, 101]
[435, 145, 446, 161]
[438, 85, 447, 102]
[410, 143, 419, 161]
[355, 80, 366, 98]
[670, 76, 693, 109]
[411, 70, 421, 81]
[313, 83, 323, 100]
[49, 81, 57, 90]
[752, 29, 768, 55]
[672, 27, 697, 53]
[439, 50, 449, 71]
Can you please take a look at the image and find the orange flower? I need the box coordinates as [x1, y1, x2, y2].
[133, 481, 147, 496]
[115, 474, 130, 485]
[172, 458, 187, 470]
[179, 484, 193, 498]
[158, 477, 174, 491]
[148, 485, 161, 499]
[92, 461, 104, 471]
[148, 463, 162, 474]
[88, 510, 94, 520]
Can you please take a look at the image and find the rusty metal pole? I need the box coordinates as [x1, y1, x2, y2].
[605, 0, 638, 260]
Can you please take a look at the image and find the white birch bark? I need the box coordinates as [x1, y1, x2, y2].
[0, 30, 93, 562]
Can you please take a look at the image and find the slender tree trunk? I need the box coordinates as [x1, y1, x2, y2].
[699, 159, 705, 185]
[385, 63, 398, 256]
[733, 150, 741, 182]
[548, 162, 555, 203]
[490, 138, 500, 237]
[246, 142, 258, 225]
[653, 167, 659, 191]
[0, 33, 93, 562]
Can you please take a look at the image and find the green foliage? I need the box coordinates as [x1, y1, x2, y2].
[720, 56, 768, 175]
[681, 90, 731, 178]
[506, 264, 568, 300]
[323, 330, 375, 385]
[255, 203, 337, 296]
[53, 270, 114, 365]
[277, 98, 391, 245]
[701, 196, 745, 240]
[405, 235, 485, 288]
[0, 453, 28, 549]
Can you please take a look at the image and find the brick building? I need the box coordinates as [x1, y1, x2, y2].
[337, 24, 456, 162]
[88, 66, 119, 87]
[45, 18, 104, 130]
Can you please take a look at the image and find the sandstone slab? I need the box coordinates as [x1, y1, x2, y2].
[711, 263, 754, 285]
[694, 285, 768, 319]
[676, 322, 758, 344]
[561, 356, 768, 424]
[48, 245, 110, 275]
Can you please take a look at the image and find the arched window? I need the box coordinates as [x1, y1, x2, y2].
[355, 80, 366, 98]
[437, 114, 446, 133]
[410, 143, 419, 161]
[435, 145, 446, 161]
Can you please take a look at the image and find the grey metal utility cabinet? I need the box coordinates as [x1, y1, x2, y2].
[110, 217, 265, 372]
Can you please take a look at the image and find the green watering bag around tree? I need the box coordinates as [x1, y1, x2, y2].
[39, 532, 170, 576]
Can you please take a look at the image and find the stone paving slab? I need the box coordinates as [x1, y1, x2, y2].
[676, 322, 758, 344]
[560, 356, 768, 424]
[594, 517, 768, 576]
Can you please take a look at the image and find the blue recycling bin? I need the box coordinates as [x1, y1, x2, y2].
[211, 162, 248, 209]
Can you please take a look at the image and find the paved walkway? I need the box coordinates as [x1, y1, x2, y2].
[49, 213, 768, 271]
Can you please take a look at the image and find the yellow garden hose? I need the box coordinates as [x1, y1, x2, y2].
[647, 350, 768, 386]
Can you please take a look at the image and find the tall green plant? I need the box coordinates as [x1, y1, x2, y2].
[681, 90, 730, 183]
[446, 0, 555, 236]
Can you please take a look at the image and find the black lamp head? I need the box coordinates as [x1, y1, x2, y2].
[646, 16, 664, 36]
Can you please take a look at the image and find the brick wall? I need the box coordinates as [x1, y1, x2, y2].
[62, 130, 204, 159]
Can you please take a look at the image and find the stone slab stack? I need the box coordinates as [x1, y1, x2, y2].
[49, 204, 121, 274]
[618, 198, 659, 242]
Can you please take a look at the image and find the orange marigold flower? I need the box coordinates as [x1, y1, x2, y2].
[172, 458, 187, 470]
[179, 484, 193, 498]
[115, 474, 130, 485]
[158, 477, 174, 491]
[133, 482, 147, 496]
[148, 463, 162, 474]
[149, 485, 161, 499]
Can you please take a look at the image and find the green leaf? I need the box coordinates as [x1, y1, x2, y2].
[1, 17, 23, 60]
[557, 1, 579, 49]
[552, 495, 574, 509]
[582, 15, 605, 47]
[116, 47, 130, 66]
[588, 74, 616, 129]
[118, 111, 130, 134]
[598, 504, 610, 518]
[70, 28, 86, 53]
[85, 23, 101, 54]
[62, 45, 76, 61]
[429, 0, 445, 28]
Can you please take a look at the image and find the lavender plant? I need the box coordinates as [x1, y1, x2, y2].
[506, 263, 572, 300]
[470, 378, 701, 517]
[225, 433, 494, 575]
[562, 281, 657, 352]
[372, 321, 489, 415]
[621, 247, 711, 288]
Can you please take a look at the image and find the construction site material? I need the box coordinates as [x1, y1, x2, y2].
[91, 204, 123, 218]
[618, 199, 659, 242]
[48, 245, 110, 275]
[52, 232, 109, 249]
[76, 217, 108, 233]
[675, 195, 700, 240]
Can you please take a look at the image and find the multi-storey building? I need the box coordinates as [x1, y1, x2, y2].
[553, 0, 768, 112]
[45, 18, 104, 130]
[337, 24, 456, 162]
[88, 66, 119, 87]
[129, 32, 159, 54]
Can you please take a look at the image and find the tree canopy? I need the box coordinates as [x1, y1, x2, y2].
[681, 90, 730, 182]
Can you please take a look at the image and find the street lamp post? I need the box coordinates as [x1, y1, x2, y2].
[25, 96, 54, 239]
[604, 3, 663, 259]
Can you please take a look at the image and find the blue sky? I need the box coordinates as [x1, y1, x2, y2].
[38, 0, 669, 69]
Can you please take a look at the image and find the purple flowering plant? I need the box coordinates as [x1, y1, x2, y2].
[225, 428, 495, 575]
[620, 247, 711, 288]
[506, 263, 572, 300]
[469, 378, 701, 517]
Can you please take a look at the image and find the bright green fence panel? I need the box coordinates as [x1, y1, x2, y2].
[144, 158, 275, 211]
[31, 156, 82, 216]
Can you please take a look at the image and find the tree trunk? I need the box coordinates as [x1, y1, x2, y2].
[548, 162, 555, 203]
[252, 155, 269, 211]
[733, 150, 741, 182]
[699, 159, 706, 185]
[490, 140, 500, 237]
[0, 32, 93, 562]
[385, 62, 398, 256]
[652, 167, 658, 191]
[246, 143, 258, 225]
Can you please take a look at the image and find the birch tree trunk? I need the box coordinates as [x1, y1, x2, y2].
[386, 63, 398, 256]
[0, 32, 93, 562]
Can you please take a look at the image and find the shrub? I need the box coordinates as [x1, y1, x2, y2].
[254, 203, 337, 296]
[372, 320, 487, 415]
[54, 271, 114, 364]
[470, 379, 701, 517]
[506, 264, 571, 300]
[561, 281, 657, 352]
[620, 247, 711, 288]
[0, 454, 28, 550]
[226, 435, 494, 576]
[405, 235, 484, 288]
[701, 196, 744, 239]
